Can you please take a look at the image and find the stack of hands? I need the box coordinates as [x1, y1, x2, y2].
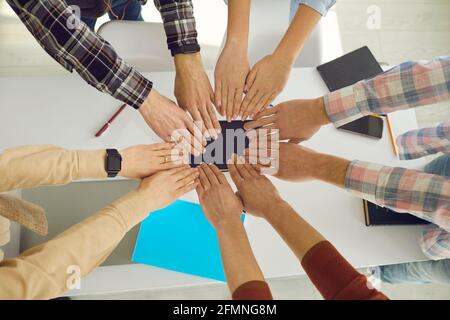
[121, 86, 352, 218]
[121, 92, 348, 216]
[137, 47, 295, 155]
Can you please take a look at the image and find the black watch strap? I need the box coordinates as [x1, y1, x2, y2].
[105, 149, 122, 178]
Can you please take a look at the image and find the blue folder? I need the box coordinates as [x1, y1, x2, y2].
[132, 199, 244, 282]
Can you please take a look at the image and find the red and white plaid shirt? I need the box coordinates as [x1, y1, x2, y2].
[324, 57, 450, 260]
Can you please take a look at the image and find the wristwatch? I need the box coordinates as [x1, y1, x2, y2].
[105, 149, 122, 178]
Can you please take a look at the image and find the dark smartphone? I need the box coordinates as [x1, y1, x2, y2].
[190, 121, 250, 171]
[338, 115, 384, 139]
[317, 46, 385, 139]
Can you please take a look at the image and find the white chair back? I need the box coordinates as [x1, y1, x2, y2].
[98, 21, 175, 72]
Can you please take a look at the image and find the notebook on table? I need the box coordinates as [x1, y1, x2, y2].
[363, 200, 430, 226]
[132, 199, 245, 281]
[317, 46, 384, 139]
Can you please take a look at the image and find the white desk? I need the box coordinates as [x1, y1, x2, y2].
[0, 68, 428, 296]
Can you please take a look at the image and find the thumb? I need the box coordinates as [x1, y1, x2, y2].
[288, 138, 303, 144]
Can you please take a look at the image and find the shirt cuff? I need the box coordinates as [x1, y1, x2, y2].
[299, 0, 336, 16]
[76, 150, 107, 180]
[344, 160, 385, 203]
[0, 230, 9, 247]
[0, 216, 10, 247]
[232, 281, 273, 300]
[420, 225, 450, 260]
[396, 121, 450, 160]
[324, 85, 365, 127]
[110, 190, 152, 232]
[170, 43, 201, 57]
[113, 67, 153, 110]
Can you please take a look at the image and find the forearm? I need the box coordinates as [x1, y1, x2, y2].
[273, 5, 321, 65]
[154, 0, 200, 56]
[311, 152, 350, 188]
[344, 161, 450, 226]
[225, 0, 250, 49]
[174, 52, 203, 72]
[0, 191, 150, 299]
[266, 201, 325, 261]
[7, 0, 152, 110]
[324, 57, 450, 127]
[216, 219, 266, 295]
[265, 202, 387, 300]
[0, 145, 106, 192]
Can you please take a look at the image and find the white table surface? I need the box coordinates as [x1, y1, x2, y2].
[0, 68, 428, 296]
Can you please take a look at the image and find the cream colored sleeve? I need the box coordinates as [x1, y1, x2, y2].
[0, 145, 107, 192]
[0, 216, 10, 262]
[0, 190, 150, 300]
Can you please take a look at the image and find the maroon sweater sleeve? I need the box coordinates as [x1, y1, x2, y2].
[232, 281, 273, 300]
[301, 241, 389, 300]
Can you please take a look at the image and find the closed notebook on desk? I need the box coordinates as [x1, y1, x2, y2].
[317, 46, 384, 139]
[363, 200, 430, 226]
[132, 200, 244, 282]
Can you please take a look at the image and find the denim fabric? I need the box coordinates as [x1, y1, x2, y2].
[374, 155, 450, 285]
[376, 259, 450, 285]
[290, 0, 335, 20]
[82, 0, 143, 30]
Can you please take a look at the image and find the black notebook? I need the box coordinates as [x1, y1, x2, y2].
[363, 200, 430, 226]
[317, 46, 384, 139]
[190, 121, 250, 171]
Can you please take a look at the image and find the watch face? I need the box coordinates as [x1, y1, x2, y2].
[106, 150, 122, 175]
[108, 155, 121, 171]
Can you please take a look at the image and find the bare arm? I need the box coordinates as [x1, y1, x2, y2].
[274, 5, 322, 66]
[196, 164, 271, 299]
[214, 0, 251, 121]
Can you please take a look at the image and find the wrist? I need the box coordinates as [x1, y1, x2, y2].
[311, 153, 350, 187]
[140, 89, 159, 116]
[272, 48, 296, 67]
[312, 97, 330, 126]
[215, 216, 245, 234]
[112, 190, 155, 231]
[224, 37, 248, 52]
[174, 52, 202, 71]
[118, 149, 130, 178]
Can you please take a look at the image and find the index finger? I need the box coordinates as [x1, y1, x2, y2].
[253, 105, 278, 120]
[227, 154, 243, 183]
[150, 142, 175, 150]
[210, 164, 228, 185]
[201, 163, 220, 186]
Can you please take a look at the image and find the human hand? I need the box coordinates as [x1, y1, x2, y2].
[119, 143, 185, 179]
[139, 89, 205, 156]
[214, 43, 250, 121]
[228, 154, 284, 219]
[174, 53, 221, 139]
[244, 142, 318, 182]
[196, 163, 243, 229]
[240, 54, 292, 119]
[136, 166, 199, 212]
[244, 98, 329, 143]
